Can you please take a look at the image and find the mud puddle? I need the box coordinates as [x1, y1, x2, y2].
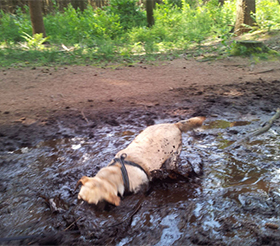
[0, 113, 280, 245]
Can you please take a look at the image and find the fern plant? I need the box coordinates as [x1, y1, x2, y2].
[21, 32, 49, 50]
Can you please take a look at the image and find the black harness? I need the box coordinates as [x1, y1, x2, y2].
[110, 153, 149, 193]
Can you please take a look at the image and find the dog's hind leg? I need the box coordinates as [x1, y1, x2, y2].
[162, 143, 182, 170]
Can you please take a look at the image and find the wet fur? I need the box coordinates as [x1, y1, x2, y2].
[77, 116, 205, 206]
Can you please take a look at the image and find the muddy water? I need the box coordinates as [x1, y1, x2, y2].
[0, 114, 280, 245]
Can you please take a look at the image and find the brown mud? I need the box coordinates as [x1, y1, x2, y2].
[0, 58, 280, 245]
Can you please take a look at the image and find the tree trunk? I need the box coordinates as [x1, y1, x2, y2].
[146, 0, 155, 27]
[71, 0, 86, 12]
[234, 0, 256, 35]
[29, 0, 46, 37]
[218, 0, 225, 6]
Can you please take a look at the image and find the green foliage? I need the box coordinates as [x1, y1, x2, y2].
[229, 40, 278, 59]
[0, 8, 32, 43]
[130, 0, 235, 52]
[0, 0, 279, 67]
[105, 0, 146, 30]
[44, 5, 123, 45]
[0, 10, 20, 42]
[0, 48, 59, 67]
[256, 0, 280, 31]
[21, 32, 49, 49]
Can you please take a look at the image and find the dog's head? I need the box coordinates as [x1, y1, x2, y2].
[76, 176, 121, 206]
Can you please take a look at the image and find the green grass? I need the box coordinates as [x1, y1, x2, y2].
[0, 0, 279, 67]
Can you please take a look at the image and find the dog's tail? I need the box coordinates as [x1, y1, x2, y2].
[175, 116, 206, 132]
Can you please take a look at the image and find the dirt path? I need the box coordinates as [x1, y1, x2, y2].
[1, 57, 280, 123]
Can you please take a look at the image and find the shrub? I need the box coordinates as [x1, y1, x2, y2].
[105, 0, 146, 30]
[0, 8, 32, 43]
[44, 5, 123, 45]
[256, 0, 280, 31]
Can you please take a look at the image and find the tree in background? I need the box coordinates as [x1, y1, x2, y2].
[71, 0, 86, 12]
[234, 0, 256, 35]
[146, 0, 155, 27]
[28, 0, 46, 37]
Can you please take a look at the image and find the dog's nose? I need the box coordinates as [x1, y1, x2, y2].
[77, 194, 85, 205]
[77, 199, 84, 206]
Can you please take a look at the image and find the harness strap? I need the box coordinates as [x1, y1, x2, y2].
[110, 153, 149, 193]
[118, 153, 130, 192]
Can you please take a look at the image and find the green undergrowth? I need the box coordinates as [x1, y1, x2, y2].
[230, 41, 277, 57]
[0, 0, 280, 67]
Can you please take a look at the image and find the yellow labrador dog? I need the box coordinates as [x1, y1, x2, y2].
[76, 116, 205, 206]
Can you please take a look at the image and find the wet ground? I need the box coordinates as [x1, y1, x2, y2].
[0, 61, 280, 245]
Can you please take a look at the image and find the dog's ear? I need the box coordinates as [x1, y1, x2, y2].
[74, 176, 89, 191]
[106, 193, 121, 206]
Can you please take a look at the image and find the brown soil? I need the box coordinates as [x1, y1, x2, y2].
[1, 57, 280, 150]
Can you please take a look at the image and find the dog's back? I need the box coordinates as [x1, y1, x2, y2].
[115, 116, 206, 173]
